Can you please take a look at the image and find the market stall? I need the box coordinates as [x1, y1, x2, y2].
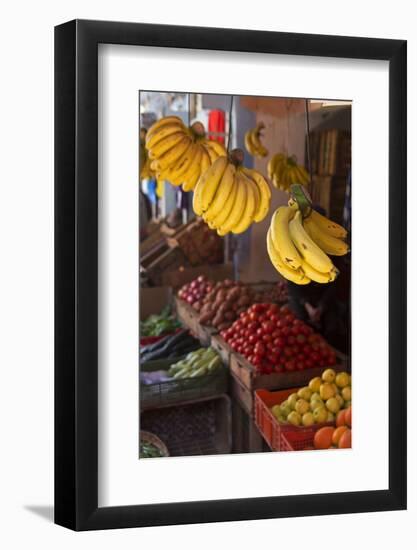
[139, 92, 351, 457]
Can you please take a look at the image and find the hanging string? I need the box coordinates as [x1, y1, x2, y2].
[304, 98, 313, 196]
[188, 92, 191, 127]
[227, 95, 234, 151]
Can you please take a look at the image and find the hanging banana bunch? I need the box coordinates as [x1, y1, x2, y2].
[139, 128, 155, 180]
[144, 116, 226, 192]
[193, 149, 271, 236]
[267, 185, 348, 285]
[267, 153, 310, 191]
[244, 122, 268, 157]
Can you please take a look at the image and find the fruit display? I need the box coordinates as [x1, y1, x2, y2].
[220, 303, 337, 375]
[244, 122, 268, 157]
[167, 347, 222, 379]
[268, 153, 310, 191]
[140, 307, 181, 337]
[193, 149, 271, 235]
[314, 405, 352, 449]
[267, 200, 348, 285]
[190, 280, 285, 331]
[140, 330, 200, 361]
[271, 369, 351, 427]
[144, 116, 226, 191]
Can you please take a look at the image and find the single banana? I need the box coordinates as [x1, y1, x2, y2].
[289, 210, 335, 273]
[166, 142, 198, 184]
[209, 175, 238, 228]
[268, 153, 286, 179]
[239, 168, 266, 223]
[152, 136, 192, 171]
[145, 123, 187, 150]
[301, 260, 339, 284]
[199, 145, 211, 176]
[201, 142, 218, 163]
[294, 165, 310, 185]
[303, 216, 349, 256]
[147, 132, 187, 160]
[182, 162, 201, 191]
[231, 174, 257, 234]
[250, 125, 268, 157]
[217, 175, 247, 235]
[270, 206, 302, 270]
[309, 209, 348, 239]
[267, 229, 311, 284]
[197, 156, 229, 213]
[204, 139, 227, 158]
[180, 147, 202, 191]
[203, 163, 236, 222]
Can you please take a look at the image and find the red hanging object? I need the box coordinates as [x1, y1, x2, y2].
[208, 109, 225, 143]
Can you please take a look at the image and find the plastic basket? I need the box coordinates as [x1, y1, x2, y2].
[140, 395, 232, 457]
[140, 356, 228, 409]
[254, 388, 332, 451]
[280, 431, 315, 452]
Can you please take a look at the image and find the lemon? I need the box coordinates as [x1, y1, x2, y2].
[271, 405, 281, 419]
[341, 386, 351, 401]
[295, 399, 310, 416]
[298, 387, 312, 401]
[326, 397, 341, 413]
[335, 372, 350, 388]
[302, 412, 315, 426]
[308, 377, 321, 393]
[322, 368, 336, 383]
[320, 382, 335, 400]
[287, 411, 302, 426]
[313, 406, 328, 423]
[287, 393, 298, 410]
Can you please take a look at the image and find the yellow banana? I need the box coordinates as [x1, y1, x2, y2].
[203, 163, 236, 222]
[267, 229, 310, 284]
[147, 132, 187, 160]
[201, 142, 218, 163]
[303, 216, 349, 256]
[270, 206, 302, 270]
[199, 145, 211, 176]
[196, 156, 229, 213]
[309, 209, 348, 239]
[239, 169, 265, 223]
[180, 147, 202, 191]
[217, 175, 247, 235]
[145, 123, 187, 150]
[166, 143, 198, 184]
[146, 116, 184, 139]
[204, 139, 227, 158]
[301, 260, 339, 284]
[268, 153, 286, 179]
[231, 174, 257, 234]
[153, 136, 192, 171]
[294, 165, 310, 185]
[209, 175, 238, 228]
[182, 163, 201, 192]
[289, 211, 335, 273]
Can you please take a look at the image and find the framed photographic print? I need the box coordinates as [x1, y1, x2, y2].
[55, 19, 407, 530]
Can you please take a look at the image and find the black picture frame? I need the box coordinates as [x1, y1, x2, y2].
[55, 19, 407, 531]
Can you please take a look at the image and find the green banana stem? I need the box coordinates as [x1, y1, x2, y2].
[290, 184, 312, 217]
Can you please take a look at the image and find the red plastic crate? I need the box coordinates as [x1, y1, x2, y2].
[280, 431, 315, 451]
[254, 388, 332, 451]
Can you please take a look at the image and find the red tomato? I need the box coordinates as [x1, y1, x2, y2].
[284, 360, 296, 371]
[271, 330, 281, 339]
[262, 333, 272, 343]
[305, 359, 314, 369]
[302, 325, 313, 336]
[273, 337, 286, 348]
[287, 335, 296, 345]
[258, 314, 267, 323]
[282, 326, 291, 337]
[296, 334, 306, 344]
[277, 319, 287, 328]
[268, 304, 279, 314]
[285, 313, 295, 324]
[248, 334, 257, 345]
[270, 314, 280, 323]
[248, 321, 259, 331]
[311, 351, 320, 362]
[292, 344, 300, 354]
[283, 347, 293, 357]
[280, 305, 291, 314]
[262, 321, 274, 333]
[296, 361, 305, 371]
[254, 342, 266, 355]
[256, 328, 264, 338]
[249, 311, 259, 322]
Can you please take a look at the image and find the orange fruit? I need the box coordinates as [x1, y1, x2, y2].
[336, 410, 346, 427]
[345, 406, 352, 427]
[314, 427, 335, 450]
[338, 428, 352, 448]
[332, 426, 348, 446]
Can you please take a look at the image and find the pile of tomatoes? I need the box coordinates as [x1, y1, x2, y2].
[220, 303, 337, 375]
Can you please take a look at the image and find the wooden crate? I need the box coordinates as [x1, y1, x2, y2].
[230, 352, 347, 393]
[145, 246, 186, 286]
[175, 297, 216, 345]
[210, 334, 233, 365]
